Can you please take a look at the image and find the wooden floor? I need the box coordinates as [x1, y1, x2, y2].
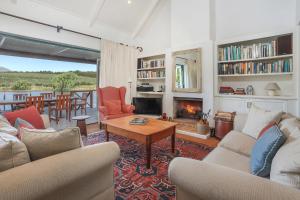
[86, 123, 219, 148]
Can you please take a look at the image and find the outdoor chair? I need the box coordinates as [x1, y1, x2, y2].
[75, 92, 89, 115]
[11, 93, 28, 111]
[49, 94, 71, 124]
[25, 96, 45, 113]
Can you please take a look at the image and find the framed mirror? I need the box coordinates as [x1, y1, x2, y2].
[172, 48, 202, 93]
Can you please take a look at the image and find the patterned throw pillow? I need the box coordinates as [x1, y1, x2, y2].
[14, 118, 35, 139]
[251, 124, 286, 177]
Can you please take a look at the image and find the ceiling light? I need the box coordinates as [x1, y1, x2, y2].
[128, 0, 132, 4]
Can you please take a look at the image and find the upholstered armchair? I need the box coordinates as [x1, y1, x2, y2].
[97, 86, 135, 121]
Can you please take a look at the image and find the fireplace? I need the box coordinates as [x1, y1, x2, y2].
[173, 97, 203, 119]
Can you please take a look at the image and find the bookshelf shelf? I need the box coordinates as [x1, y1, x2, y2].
[137, 91, 164, 95]
[137, 54, 166, 97]
[218, 54, 293, 64]
[215, 94, 297, 100]
[137, 67, 165, 71]
[137, 77, 165, 80]
[217, 72, 293, 77]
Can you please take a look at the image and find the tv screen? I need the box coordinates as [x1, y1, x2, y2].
[133, 97, 162, 115]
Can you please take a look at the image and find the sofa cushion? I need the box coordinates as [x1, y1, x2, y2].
[219, 130, 256, 157]
[271, 136, 300, 189]
[103, 100, 122, 115]
[21, 127, 82, 160]
[0, 132, 30, 172]
[0, 115, 18, 136]
[250, 125, 286, 177]
[242, 105, 282, 139]
[204, 147, 250, 173]
[279, 118, 300, 138]
[4, 106, 45, 129]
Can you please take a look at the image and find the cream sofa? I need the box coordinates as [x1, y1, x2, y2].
[169, 114, 300, 200]
[0, 115, 120, 200]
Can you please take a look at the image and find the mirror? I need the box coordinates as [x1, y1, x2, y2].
[172, 48, 202, 93]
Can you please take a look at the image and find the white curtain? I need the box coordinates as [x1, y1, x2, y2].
[99, 39, 138, 103]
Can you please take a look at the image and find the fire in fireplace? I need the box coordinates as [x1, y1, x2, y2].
[174, 97, 203, 119]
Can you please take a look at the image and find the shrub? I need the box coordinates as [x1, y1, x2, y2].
[11, 80, 31, 90]
[51, 72, 79, 94]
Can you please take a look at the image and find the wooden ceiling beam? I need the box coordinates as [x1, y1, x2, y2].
[89, 0, 107, 27]
[131, 0, 160, 39]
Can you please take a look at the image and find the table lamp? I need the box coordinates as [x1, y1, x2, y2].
[265, 82, 280, 96]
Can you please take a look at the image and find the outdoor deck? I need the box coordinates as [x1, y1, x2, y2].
[49, 107, 98, 130]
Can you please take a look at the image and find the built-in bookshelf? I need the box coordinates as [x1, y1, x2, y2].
[215, 32, 296, 98]
[137, 54, 166, 96]
[217, 34, 293, 76]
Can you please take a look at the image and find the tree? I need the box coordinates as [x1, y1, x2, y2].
[11, 80, 31, 90]
[51, 72, 79, 94]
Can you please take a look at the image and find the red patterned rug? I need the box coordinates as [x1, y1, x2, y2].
[82, 131, 214, 200]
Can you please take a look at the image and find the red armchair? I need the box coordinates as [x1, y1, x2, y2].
[97, 86, 135, 121]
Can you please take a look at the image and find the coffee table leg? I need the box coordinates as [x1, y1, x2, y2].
[171, 127, 176, 153]
[105, 125, 109, 141]
[146, 136, 151, 169]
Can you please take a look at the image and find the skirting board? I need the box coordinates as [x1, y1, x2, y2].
[176, 129, 210, 140]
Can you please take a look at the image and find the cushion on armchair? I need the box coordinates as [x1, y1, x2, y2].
[104, 100, 122, 115]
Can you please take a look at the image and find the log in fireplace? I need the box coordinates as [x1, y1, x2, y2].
[173, 97, 203, 119]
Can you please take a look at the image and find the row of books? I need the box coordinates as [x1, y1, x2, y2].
[137, 70, 165, 79]
[140, 59, 165, 69]
[218, 40, 277, 61]
[218, 59, 292, 75]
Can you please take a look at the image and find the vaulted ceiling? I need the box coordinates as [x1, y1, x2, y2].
[6, 0, 161, 38]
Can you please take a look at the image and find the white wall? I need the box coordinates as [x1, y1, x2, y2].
[136, 0, 214, 116]
[0, 0, 136, 50]
[135, 0, 171, 56]
[171, 0, 211, 47]
[215, 0, 296, 41]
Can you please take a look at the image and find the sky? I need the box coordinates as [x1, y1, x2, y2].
[0, 55, 96, 72]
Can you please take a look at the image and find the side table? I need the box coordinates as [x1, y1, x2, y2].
[72, 115, 90, 136]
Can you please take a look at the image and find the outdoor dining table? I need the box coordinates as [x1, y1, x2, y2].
[0, 97, 79, 114]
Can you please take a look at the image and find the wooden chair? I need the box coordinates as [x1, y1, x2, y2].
[25, 96, 45, 113]
[11, 93, 28, 111]
[49, 95, 71, 124]
[40, 93, 53, 100]
[75, 93, 89, 115]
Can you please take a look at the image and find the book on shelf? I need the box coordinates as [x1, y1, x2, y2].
[219, 86, 234, 94]
[218, 35, 292, 62]
[141, 59, 165, 69]
[218, 40, 278, 61]
[234, 88, 246, 95]
[218, 58, 292, 75]
[137, 70, 165, 79]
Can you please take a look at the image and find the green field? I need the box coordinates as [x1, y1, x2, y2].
[0, 71, 96, 91]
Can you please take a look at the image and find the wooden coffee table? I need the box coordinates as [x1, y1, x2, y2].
[102, 116, 177, 168]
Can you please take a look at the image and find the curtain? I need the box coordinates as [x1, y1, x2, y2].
[99, 39, 138, 103]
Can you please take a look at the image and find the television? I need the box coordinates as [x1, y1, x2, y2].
[133, 97, 162, 115]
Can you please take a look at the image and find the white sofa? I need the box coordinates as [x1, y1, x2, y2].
[0, 114, 120, 200]
[169, 113, 300, 200]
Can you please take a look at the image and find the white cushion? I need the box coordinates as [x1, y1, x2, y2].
[279, 118, 300, 138]
[0, 132, 30, 172]
[21, 127, 83, 160]
[270, 136, 300, 189]
[242, 105, 282, 139]
[0, 115, 17, 136]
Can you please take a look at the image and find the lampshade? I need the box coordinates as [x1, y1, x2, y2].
[265, 82, 281, 91]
